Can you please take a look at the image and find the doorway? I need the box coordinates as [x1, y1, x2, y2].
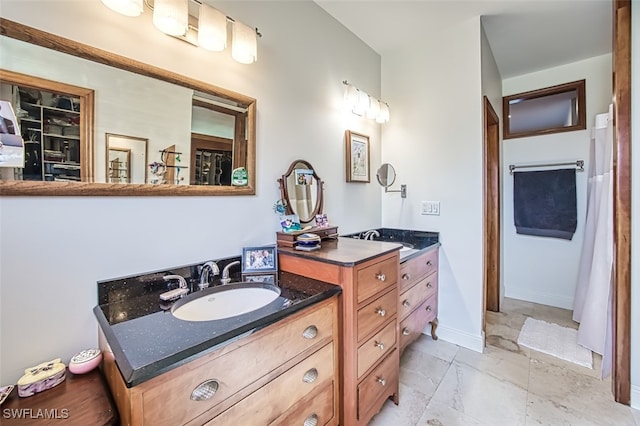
[481, 0, 631, 404]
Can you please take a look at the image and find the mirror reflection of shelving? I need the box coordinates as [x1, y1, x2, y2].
[192, 149, 232, 185]
[7, 86, 82, 182]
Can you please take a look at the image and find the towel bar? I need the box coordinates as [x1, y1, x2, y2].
[509, 160, 584, 175]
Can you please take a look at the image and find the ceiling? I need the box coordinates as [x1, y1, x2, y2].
[315, 0, 613, 79]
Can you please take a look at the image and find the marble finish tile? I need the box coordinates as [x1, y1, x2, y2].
[368, 383, 429, 426]
[430, 361, 528, 425]
[500, 297, 537, 317]
[526, 392, 636, 426]
[527, 358, 636, 425]
[485, 321, 531, 357]
[532, 304, 578, 330]
[417, 400, 489, 426]
[631, 407, 640, 425]
[454, 346, 529, 389]
[529, 347, 602, 379]
[409, 333, 459, 363]
[400, 347, 451, 398]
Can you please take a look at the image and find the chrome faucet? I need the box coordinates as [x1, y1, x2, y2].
[362, 230, 381, 240]
[198, 261, 220, 290]
[160, 274, 189, 301]
[220, 260, 241, 285]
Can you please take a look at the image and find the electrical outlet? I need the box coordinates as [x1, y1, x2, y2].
[421, 201, 440, 215]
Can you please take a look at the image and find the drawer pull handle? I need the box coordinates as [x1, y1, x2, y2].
[426, 282, 433, 289]
[377, 377, 386, 386]
[302, 325, 318, 339]
[402, 299, 411, 308]
[376, 273, 386, 282]
[303, 368, 318, 384]
[304, 414, 319, 426]
[375, 341, 385, 350]
[375, 307, 386, 317]
[426, 305, 432, 312]
[426, 260, 433, 266]
[402, 327, 410, 336]
[402, 273, 410, 280]
[190, 379, 219, 401]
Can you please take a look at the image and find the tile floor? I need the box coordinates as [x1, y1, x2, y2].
[369, 297, 640, 426]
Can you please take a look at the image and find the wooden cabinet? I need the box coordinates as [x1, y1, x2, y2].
[279, 245, 400, 426]
[100, 296, 339, 426]
[398, 247, 439, 354]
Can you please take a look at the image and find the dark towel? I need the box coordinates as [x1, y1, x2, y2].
[513, 168, 577, 240]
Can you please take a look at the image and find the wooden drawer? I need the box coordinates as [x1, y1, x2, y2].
[357, 349, 399, 421]
[357, 320, 397, 378]
[399, 249, 438, 294]
[357, 256, 398, 303]
[273, 382, 335, 426]
[141, 301, 335, 425]
[399, 294, 437, 353]
[206, 343, 335, 425]
[357, 288, 397, 342]
[398, 271, 438, 321]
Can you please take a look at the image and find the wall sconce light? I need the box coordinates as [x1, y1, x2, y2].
[101, 0, 261, 64]
[343, 80, 390, 123]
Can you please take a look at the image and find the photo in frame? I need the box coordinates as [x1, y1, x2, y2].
[242, 245, 278, 273]
[345, 130, 370, 183]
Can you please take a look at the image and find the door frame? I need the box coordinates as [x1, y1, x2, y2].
[481, 0, 632, 404]
[483, 96, 500, 318]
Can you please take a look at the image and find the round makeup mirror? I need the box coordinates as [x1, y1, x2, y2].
[278, 159, 324, 224]
[376, 163, 396, 188]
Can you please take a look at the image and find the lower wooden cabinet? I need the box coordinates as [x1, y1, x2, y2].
[279, 247, 400, 426]
[398, 247, 439, 355]
[100, 296, 339, 426]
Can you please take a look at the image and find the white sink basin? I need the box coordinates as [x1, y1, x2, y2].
[171, 283, 281, 322]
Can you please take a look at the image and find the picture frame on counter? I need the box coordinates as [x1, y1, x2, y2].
[242, 245, 278, 273]
[242, 273, 277, 284]
[345, 130, 370, 183]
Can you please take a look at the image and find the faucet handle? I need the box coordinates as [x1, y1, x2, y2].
[163, 274, 187, 289]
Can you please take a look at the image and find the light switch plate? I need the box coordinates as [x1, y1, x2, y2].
[421, 201, 440, 215]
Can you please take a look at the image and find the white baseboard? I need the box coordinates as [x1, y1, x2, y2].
[434, 324, 484, 353]
[631, 384, 640, 410]
[505, 287, 574, 310]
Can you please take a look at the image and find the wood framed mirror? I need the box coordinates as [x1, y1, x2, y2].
[0, 18, 256, 196]
[277, 159, 324, 224]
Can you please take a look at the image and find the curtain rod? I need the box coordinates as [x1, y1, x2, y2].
[509, 160, 584, 175]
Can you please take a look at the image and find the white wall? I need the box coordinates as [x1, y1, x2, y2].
[501, 55, 612, 309]
[480, 23, 504, 309]
[0, 0, 383, 383]
[631, 1, 639, 411]
[381, 17, 485, 351]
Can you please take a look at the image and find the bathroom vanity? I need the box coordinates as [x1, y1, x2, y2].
[278, 238, 402, 426]
[94, 266, 341, 425]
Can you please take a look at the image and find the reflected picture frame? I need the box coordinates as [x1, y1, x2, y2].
[241, 245, 278, 273]
[345, 130, 370, 183]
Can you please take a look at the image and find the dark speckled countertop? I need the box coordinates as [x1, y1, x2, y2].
[94, 263, 340, 387]
[341, 228, 440, 262]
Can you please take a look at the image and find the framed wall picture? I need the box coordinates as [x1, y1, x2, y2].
[345, 130, 370, 183]
[242, 245, 278, 273]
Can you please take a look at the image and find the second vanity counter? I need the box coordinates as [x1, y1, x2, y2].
[94, 270, 341, 387]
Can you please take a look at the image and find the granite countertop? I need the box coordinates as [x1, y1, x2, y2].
[277, 236, 403, 266]
[340, 228, 440, 262]
[94, 270, 341, 387]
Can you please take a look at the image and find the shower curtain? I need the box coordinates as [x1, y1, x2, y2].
[573, 104, 614, 378]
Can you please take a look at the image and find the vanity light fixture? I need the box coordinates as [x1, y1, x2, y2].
[342, 80, 390, 123]
[101, 0, 261, 64]
[101, 0, 143, 17]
